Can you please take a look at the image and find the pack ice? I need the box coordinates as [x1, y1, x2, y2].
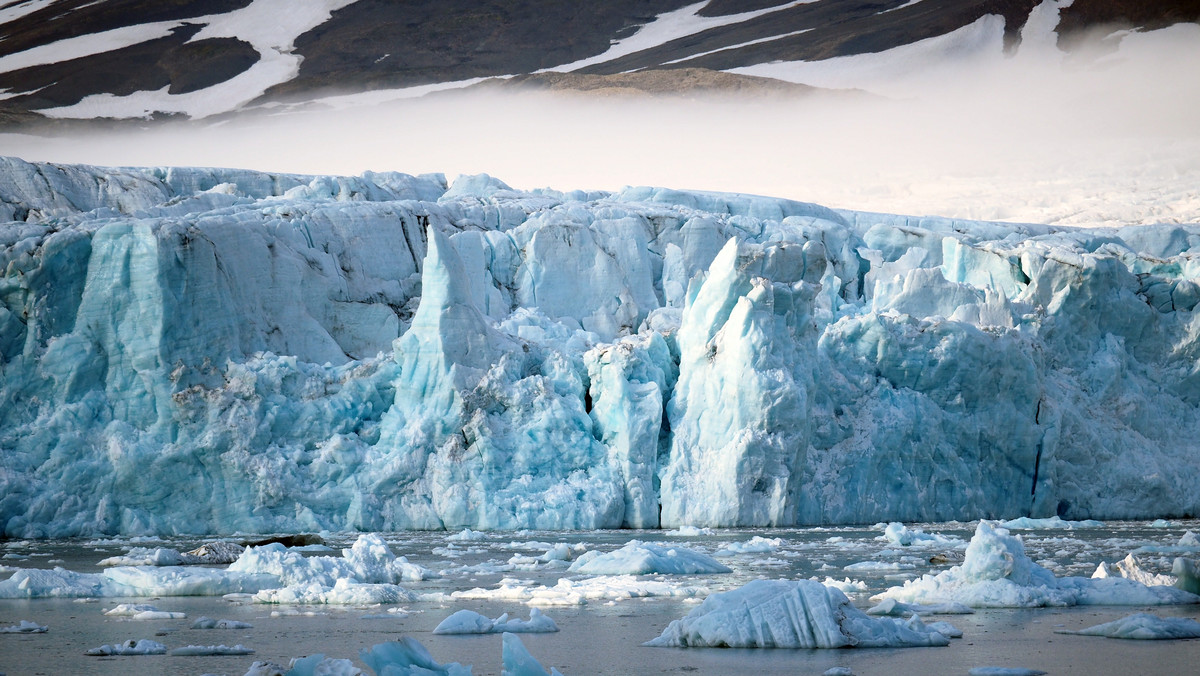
[2, 157, 1200, 536]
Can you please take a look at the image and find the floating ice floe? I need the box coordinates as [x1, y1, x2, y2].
[448, 529, 488, 542]
[844, 560, 916, 572]
[811, 577, 869, 594]
[566, 541, 730, 575]
[97, 541, 246, 567]
[997, 516, 1104, 530]
[508, 543, 587, 570]
[865, 598, 973, 616]
[714, 536, 783, 556]
[880, 523, 961, 547]
[84, 639, 167, 656]
[0, 620, 47, 633]
[663, 527, 716, 536]
[191, 616, 254, 629]
[452, 575, 709, 606]
[98, 547, 188, 567]
[170, 643, 255, 655]
[1131, 531, 1200, 556]
[103, 603, 186, 620]
[875, 522, 1200, 607]
[1092, 553, 1177, 586]
[434, 608, 558, 634]
[1058, 612, 1200, 640]
[645, 579, 954, 648]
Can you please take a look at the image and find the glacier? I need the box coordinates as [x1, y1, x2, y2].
[2, 156, 1200, 536]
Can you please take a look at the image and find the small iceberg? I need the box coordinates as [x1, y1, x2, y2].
[567, 541, 730, 575]
[645, 579, 954, 648]
[434, 608, 558, 634]
[1058, 613, 1200, 640]
[84, 639, 167, 656]
[875, 522, 1200, 608]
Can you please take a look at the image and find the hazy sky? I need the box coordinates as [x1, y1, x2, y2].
[2, 18, 1197, 228]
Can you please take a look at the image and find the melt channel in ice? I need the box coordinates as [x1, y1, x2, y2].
[645, 579, 954, 648]
[874, 522, 1200, 607]
[4, 157, 1200, 536]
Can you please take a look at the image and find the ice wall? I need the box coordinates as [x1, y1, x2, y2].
[2, 156, 1199, 536]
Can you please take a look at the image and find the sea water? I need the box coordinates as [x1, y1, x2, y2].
[1, 521, 1197, 675]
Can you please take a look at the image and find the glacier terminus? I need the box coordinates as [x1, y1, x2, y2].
[2, 157, 1199, 537]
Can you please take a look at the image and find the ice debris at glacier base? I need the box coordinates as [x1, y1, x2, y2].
[4, 156, 1200, 535]
[875, 522, 1200, 607]
[644, 578, 954, 648]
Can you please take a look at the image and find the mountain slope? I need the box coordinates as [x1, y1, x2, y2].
[0, 0, 1195, 121]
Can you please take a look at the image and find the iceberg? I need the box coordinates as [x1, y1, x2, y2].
[874, 522, 1200, 607]
[433, 608, 558, 634]
[566, 541, 730, 575]
[501, 632, 565, 676]
[645, 579, 952, 648]
[359, 638, 473, 676]
[1091, 553, 1177, 587]
[3, 157, 1200, 535]
[880, 522, 959, 547]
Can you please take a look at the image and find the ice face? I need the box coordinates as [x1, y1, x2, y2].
[3, 158, 1200, 535]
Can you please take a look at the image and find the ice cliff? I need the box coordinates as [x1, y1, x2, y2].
[2, 156, 1199, 536]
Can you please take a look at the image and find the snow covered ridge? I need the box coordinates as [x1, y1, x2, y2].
[2, 157, 1200, 536]
[0, 0, 1195, 120]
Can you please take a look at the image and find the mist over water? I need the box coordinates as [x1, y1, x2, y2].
[2, 22, 1198, 228]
